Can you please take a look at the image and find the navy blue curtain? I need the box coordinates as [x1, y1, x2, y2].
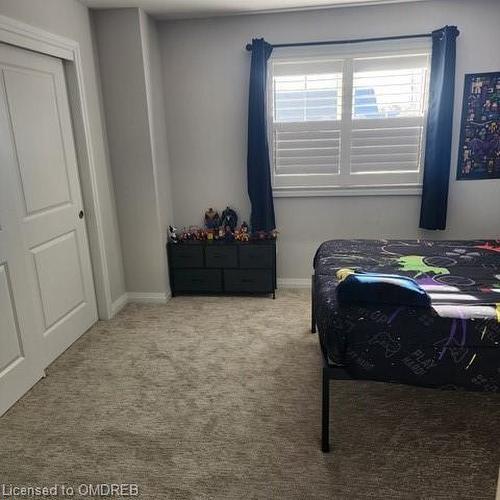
[419, 25, 460, 230]
[247, 38, 276, 232]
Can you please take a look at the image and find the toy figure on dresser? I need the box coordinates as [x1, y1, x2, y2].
[252, 229, 278, 240]
[235, 222, 250, 242]
[204, 208, 220, 229]
[220, 207, 238, 232]
[179, 226, 208, 241]
[179, 227, 193, 241]
[168, 225, 179, 244]
[224, 226, 234, 241]
[216, 226, 225, 240]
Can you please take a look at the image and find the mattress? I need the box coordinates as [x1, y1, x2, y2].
[314, 239, 500, 392]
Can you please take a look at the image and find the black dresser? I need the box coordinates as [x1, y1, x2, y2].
[167, 240, 277, 298]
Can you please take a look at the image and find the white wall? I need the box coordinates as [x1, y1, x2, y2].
[93, 8, 172, 297]
[139, 11, 175, 294]
[159, 0, 500, 281]
[0, 0, 127, 304]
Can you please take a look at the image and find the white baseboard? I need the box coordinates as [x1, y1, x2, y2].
[110, 293, 128, 317]
[278, 278, 311, 288]
[127, 291, 170, 304]
[110, 291, 171, 317]
[111, 283, 311, 315]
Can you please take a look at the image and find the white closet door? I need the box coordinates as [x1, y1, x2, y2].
[0, 144, 44, 416]
[0, 43, 97, 369]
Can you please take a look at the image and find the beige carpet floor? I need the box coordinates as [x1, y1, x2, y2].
[1, 290, 500, 499]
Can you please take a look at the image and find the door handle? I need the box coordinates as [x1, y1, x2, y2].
[78, 210, 84, 219]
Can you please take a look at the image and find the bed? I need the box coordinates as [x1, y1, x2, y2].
[311, 239, 500, 451]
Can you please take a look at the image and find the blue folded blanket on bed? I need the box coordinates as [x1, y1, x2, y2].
[336, 271, 431, 308]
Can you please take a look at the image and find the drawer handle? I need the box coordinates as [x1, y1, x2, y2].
[191, 278, 203, 283]
[241, 278, 254, 283]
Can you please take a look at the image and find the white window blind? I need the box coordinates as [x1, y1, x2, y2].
[268, 42, 431, 195]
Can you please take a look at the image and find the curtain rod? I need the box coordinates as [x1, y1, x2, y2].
[245, 33, 434, 51]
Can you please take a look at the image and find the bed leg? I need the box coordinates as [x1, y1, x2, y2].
[321, 367, 330, 453]
[311, 274, 316, 333]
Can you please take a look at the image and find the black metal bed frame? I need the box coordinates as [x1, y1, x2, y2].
[311, 273, 352, 453]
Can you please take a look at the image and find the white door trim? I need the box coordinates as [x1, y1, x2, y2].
[0, 14, 113, 319]
[496, 466, 500, 500]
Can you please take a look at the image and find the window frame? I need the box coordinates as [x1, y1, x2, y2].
[267, 39, 432, 197]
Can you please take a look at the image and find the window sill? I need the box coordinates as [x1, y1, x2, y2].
[272, 185, 423, 198]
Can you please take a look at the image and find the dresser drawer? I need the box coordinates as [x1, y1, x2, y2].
[173, 269, 222, 292]
[239, 245, 274, 268]
[224, 270, 273, 293]
[170, 245, 204, 268]
[205, 245, 237, 268]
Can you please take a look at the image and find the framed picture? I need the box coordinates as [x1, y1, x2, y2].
[457, 72, 500, 180]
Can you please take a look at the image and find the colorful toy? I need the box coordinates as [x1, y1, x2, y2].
[234, 222, 250, 242]
[204, 208, 220, 229]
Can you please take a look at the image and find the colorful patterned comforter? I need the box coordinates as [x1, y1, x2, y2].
[314, 240, 500, 392]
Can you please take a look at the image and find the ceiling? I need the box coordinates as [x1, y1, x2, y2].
[80, 0, 429, 19]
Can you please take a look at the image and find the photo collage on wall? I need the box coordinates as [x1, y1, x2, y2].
[457, 72, 500, 180]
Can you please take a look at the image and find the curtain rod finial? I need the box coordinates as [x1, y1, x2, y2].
[246, 43, 253, 51]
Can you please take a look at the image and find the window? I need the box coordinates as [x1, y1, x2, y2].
[268, 41, 431, 195]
